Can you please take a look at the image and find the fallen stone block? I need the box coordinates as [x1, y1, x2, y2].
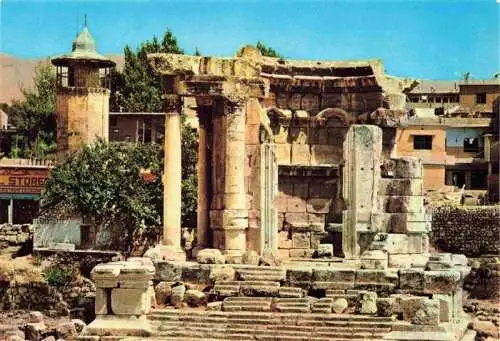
[423, 270, 460, 294]
[196, 248, 226, 264]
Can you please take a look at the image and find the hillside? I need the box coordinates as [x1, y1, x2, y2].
[0, 53, 123, 104]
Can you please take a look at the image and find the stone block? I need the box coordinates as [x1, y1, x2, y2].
[196, 248, 226, 264]
[306, 198, 331, 213]
[209, 265, 236, 283]
[310, 232, 329, 249]
[287, 197, 307, 213]
[399, 269, 424, 292]
[278, 231, 292, 249]
[360, 250, 388, 270]
[308, 213, 326, 230]
[378, 178, 423, 196]
[276, 144, 291, 165]
[278, 248, 290, 259]
[292, 232, 310, 249]
[370, 233, 409, 254]
[111, 288, 150, 315]
[433, 294, 453, 322]
[355, 270, 389, 283]
[312, 268, 355, 282]
[275, 195, 288, 213]
[285, 212, 309, 228]
[315, 244, 333, 258]
[289, 248, 315, 258]
[332, 298, 348, 313]
[393, 157, 423, 179]
[181, 263, 211, 283]
[384, 213, 427, 234]
[95, 288, 108, 315]
[412, 299, 440, 325]
[376, 297, 395, 317]
[359, 292, 378, 314]
[291, 144, 310, 165]
[423, 270, 460, 294]
[286, 267, 313, 282]
[388, 254, 412, 269]
[311, 145, 341, 165]
[381, 196, 424, 213]
[407, 234, 425, 254]
[401, 296, 426, 321]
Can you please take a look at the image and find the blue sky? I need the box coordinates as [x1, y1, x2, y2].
[2, 0, 499, 80]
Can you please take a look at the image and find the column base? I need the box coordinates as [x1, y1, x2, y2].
[224, 250, 243, 264]
[157, 245, 186, 262]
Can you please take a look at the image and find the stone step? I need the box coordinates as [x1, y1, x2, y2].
[273, 298, 311, 313]
[223, 297, 273, 312]
[213, 282, 240, 298]
[236, 266, 286, 281]
[278, 286, 304, 298]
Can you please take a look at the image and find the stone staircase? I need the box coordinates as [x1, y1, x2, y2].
[147, 309, 395, 341]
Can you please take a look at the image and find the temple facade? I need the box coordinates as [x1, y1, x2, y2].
[147, 46, 426, 264]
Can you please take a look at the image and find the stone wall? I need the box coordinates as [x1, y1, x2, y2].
[0, 223, 32, 248]
[276, 166, 342, 258]
[431, 206, 500, 256]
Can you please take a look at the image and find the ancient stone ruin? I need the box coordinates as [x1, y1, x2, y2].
[78, 47, 475, 341]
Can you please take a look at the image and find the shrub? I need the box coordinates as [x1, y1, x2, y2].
[43, 266, 72, 287]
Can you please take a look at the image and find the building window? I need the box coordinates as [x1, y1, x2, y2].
[476, 93, 486, 104]
[463, 137, 479, 153]
[413, 135, 433, 150]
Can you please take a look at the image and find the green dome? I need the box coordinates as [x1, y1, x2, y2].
[51, 24, 115, 68]
[72, 26, 96, 53]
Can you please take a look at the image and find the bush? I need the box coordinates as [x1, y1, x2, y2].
[43, 266, 73, 287]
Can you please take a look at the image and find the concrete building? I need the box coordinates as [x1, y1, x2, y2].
[400, 79, 499, 192]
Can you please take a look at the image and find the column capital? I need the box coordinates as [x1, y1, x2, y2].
[165, 94, 182, 113]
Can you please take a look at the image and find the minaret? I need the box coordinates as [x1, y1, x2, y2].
[51, 18, 115, 156]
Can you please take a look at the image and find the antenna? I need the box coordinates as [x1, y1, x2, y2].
[84, 14, 88, 28]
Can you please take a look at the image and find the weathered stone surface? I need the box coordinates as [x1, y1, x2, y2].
[388, 254, 412, 269]
[472, 320, 500, 339]
[359, 292, 378, 314]
[376, 297, 394, 317]
[29, 311, 44, 323]
[25, 322, 46, 341]
[360, 250, 388, 270]
[370, 233, 409, 254]
[306, 198, 331, 214]
[313, 268, 355, 282]
[260, 249, 282, 266]
[209, 265, 236, 283]
[412, 299, 440, 325]
[206, 301, 223, 311]
[433, 294, 453, 322]
[315, 244, 333, 258]
[423, 270, 460, 294]
[241, 250, 260, 265]
[181, 263, 211, 283]
[378, 178, 423, 196]
[292, 232, 311, 249]
[111, 288, 150, 315]
[72, 319, 86, 334]
[287, 197, 307, 213]
[286, 267, 312, 282]
[392, 157, 423, 179]
[196, 248, 226, 264]
[399, 269, 424, 292]
[332, 298, 348, 313]
[381, 196, 424, 213]
[95, 288, 108, 315]
[184, 289, 207, 307]
[154, 261, 182, 281]
[170, 284, 186, 308]
[154, 281, 172, 306]
[55, 321, 77, 339]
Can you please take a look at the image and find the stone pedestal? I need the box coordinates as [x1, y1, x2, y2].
[81, 258, 155, 339]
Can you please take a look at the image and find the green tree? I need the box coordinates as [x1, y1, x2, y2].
[256, 41, 283, 58]
[111, 29, 184, 112]
[41, 141, 163, 253]
[110, 28, 198, 227]
[5, 61, 56, 158]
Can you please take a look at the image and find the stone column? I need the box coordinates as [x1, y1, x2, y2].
[8, 199, 13, 225]
[342, 125, 382, 259]
[160, 93, 185, 261]
[222, 102, 248, 263]
[193, 110, 210, 256]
